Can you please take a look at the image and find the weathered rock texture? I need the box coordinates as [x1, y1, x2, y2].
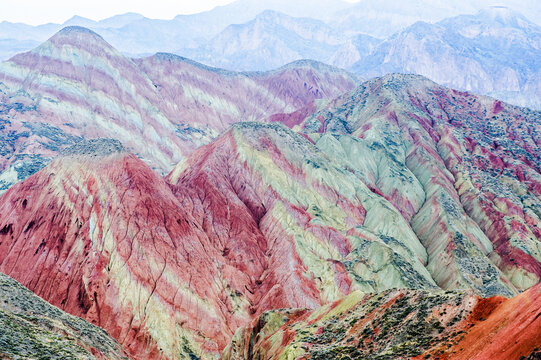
[223, 284, 541, 360]
[287, 73, 540, 296]
[0, 122, 440, 359]
[1, 109, 539, 359]
[0, 272, 128, 360]
[0, 74, 539, 359]
[0, 26, 357, 193]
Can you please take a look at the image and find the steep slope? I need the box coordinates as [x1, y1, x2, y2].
[0, 26, 186, 177]
[223, 283, 541, 359]
[167, 122, 439, 302]
[0, 142, 242, 359]
[0, 123, 441, 359]
[290, 74, 540, 294]
[181, 10, 344, 71]
[351, 7, 541, 109]
[0, 272, 128, 360]
[0, 94, 538, 358]
[0, 26, 358, 193]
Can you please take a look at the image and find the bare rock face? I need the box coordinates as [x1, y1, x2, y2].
[0, 75, 539, 359]
[290, 73, 540, 296]
[0, 272, 129, 360]
[0, 26, 358, 193]
[223, 283, 541, 360]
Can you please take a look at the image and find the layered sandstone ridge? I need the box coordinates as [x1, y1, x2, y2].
[0, 26, 358, 193]
[0, 74, 540, 359]
[0, 122, 443, 359]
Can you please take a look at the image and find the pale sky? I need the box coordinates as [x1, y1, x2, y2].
[0, 0, 358, 25]
[0, 0, 234, 25]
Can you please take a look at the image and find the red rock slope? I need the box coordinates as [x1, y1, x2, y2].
[223, 284, 541, 360]
[0, 123, 439, 359]
[0, 142, 261, 359]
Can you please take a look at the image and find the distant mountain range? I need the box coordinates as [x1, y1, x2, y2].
[0, 19, 540, 360]
[351, 6, 541, 109]
[184, 6, 541, 109]
[0, 0, 354, 58]
[180, 10, 345, 71]
[1, 1, 539, 109]
[2, 0, 540, 53]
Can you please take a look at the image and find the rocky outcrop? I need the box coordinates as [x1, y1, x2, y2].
[223, 283, 541, 360]
[0, 272, 128, 360]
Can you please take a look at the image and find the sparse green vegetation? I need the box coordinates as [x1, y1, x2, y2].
[0, 273, 128, 360]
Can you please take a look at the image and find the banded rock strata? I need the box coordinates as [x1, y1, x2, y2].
[0, 122, 442, 358]
[0, 26, 357, 193]
[283, 73, 541, 296]
[0, 65, 539, 360]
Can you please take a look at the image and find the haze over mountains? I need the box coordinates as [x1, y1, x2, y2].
[1, 0, 540, 110]
[0, 1, 540, 359]
[182, 6, 541, 109]
[351, 7, 541, 109]
[2, 0, 541, 51]
[0, 22, 540, 358]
